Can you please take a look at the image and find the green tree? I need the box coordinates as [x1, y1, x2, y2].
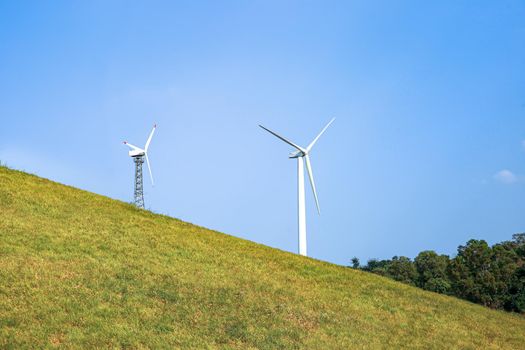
[505, 234, 525, 312]
[362, 259, 390, 276]
[512, 233, 525, 258]
[350, 257, 360, 269]
[386, 256, 417, 285]
[448, 240, 498, 307]
[491, 243, 520, 309]
[414, 251, 450, 294]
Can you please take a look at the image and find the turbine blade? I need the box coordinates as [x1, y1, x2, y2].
[145, 153, 154, 186]
[259, 125, 305, 153]
[305, 155, 320, 215]
[145, 124, 157, 152]
[307, 118, 335, 152]
[123, 142, 142, 151]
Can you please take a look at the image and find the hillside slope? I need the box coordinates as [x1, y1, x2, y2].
[1, 166, 524, 349]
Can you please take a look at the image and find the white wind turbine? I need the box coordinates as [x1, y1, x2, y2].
[259, 118, 335, 256]
[123, 124, 157, 208]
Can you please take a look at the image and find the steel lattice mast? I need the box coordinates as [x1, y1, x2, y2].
[133, 156, 145, 208]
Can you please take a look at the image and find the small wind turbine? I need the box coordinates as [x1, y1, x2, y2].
[123, 124, 157, 208]
[259, 118, 335, 256]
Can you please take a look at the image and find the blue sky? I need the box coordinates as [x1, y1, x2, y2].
[1, 1, 524, 265]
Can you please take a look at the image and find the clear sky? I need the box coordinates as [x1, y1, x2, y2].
[1, 1, 524, 266]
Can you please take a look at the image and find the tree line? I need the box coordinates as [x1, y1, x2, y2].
[351, 233, 525, 313]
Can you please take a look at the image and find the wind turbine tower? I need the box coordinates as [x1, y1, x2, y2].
[123, 124, 157, 209]
[259, 118, 335, 256]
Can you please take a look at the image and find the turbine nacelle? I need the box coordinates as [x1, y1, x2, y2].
[123, 143, 146, 157]
[289, 150, 305, 159]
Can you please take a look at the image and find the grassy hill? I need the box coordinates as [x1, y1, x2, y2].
[1, 166, 524, 349]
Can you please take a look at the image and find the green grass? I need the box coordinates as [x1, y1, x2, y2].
[1, 166, 524, 349]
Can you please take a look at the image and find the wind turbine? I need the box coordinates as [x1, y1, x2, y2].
[259, 118, 335, 256]
[123, 124, 157, 209]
